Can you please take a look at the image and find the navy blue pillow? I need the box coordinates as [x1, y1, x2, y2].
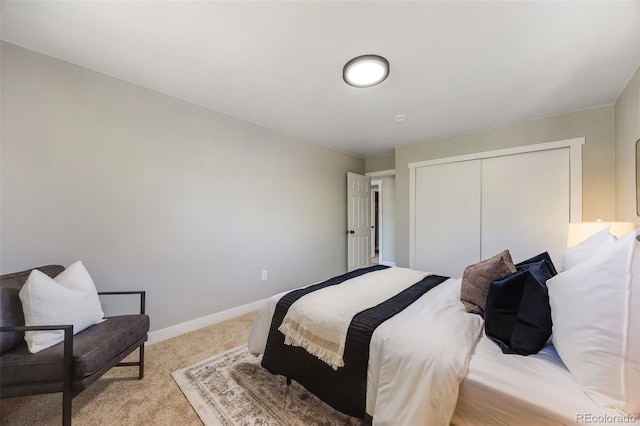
[516, 259, 555, 285]
[516, 252, 557, 277]
[484, 264, 554, 355]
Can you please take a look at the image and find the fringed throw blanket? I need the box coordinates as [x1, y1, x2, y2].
[279, 267, 432, 369]
[262, 265, 448, 417]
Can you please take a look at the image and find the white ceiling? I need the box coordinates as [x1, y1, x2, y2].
[2, 1, 639, 159]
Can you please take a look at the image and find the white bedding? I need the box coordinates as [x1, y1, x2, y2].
[452, 336, 640, 426]
[249, 276, 483, 426]
[249, 265, 640, 425]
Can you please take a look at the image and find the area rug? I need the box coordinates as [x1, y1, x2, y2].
[172, 344, 365, 426]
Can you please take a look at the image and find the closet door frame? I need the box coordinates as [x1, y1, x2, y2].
[408, 137, 584, 269]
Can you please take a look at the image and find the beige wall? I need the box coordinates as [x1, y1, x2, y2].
[365, 155, 395, 173]
[615, 66, 640, 225]
[395, 106, 616, 267]
[0, 43, 364, 331]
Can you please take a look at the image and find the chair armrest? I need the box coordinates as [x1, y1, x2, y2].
[0, 325, 74, 353]
[0, 325, 74, 392]
[98, 291, 146, 314]
[0, 324, 74, 333]
[0, 324, 74, 355]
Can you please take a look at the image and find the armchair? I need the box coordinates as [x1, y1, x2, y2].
[0, 265, 150, 426]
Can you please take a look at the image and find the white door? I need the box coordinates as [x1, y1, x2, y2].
[481, 148, 570, 267]
[414, 161, 482, 277]
[347, 172, 371, 271]
[410, 139, 583, 277]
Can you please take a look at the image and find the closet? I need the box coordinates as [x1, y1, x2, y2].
[409, 138, 583, 278]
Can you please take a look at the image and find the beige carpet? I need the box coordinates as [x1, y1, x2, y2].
[0, 312, 257, 425]
[172, 344, 363, 426]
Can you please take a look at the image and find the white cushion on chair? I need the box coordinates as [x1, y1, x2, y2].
[19, 261, 105, 353]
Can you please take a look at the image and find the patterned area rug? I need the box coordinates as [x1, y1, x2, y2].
[172, 344, 365, 426]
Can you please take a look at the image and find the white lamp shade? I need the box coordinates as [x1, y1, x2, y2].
[567, 222, 636, 248]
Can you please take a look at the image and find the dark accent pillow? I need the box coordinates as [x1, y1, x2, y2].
[460, 250, 516, 316]
[516, 252, 558, 277]
[485, 269, 553, 355]
[517, 259, 556, 286]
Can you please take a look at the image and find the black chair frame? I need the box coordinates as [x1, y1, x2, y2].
[0, 291, 146, 426]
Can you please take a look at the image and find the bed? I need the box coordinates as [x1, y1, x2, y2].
[452, 337, 629, 425]
[248, 229, 640, 425]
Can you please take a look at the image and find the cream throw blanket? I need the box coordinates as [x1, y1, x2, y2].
[278, 267, 430, 370]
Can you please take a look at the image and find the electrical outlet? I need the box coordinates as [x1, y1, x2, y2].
[261, 270, 268, 281]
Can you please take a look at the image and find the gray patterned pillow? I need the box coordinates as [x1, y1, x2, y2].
[460, 250, 516, 316]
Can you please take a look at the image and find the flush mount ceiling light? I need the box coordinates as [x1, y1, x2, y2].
[343, 55, 389, 88]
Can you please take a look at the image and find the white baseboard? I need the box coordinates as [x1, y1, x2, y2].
[146, 297, 269, 345]
[379, 261, 396, 267]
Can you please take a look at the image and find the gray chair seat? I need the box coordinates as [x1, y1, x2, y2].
[1, 314, 149, 389]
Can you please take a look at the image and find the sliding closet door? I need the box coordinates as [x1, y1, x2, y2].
[414, 160, 481, 277]
[481, 148, 570, 268]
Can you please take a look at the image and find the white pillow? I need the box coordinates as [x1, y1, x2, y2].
[561, 226, 617, 271]
[19, 261, 105, 353]
[548, 229, 639, 415]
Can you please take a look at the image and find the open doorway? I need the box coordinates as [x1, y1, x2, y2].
[371, 181, 381, 264]
[367, 172, 395, 266]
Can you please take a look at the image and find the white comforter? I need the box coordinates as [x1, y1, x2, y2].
[248, 275, 483, 426]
